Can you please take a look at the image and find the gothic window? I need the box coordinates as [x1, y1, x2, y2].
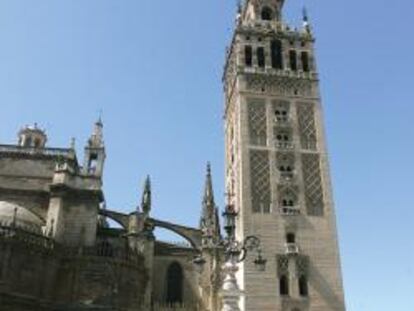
[277, 152, 295, 180]
[299, 275, 309, 297]
[245, 45, 253, 67]
[273, 101, 289, 123]
[279, 275, 289, 296]
[257, 47, 265, 68]
[248, 100, 267, 146]
[271, 40, 283, 69]
[289, 50, 297, 71]
[302, 153, 324, 216]
[166, 262, 183, 304]
[297, 103, 317, 150]
[279, 187, 297, 207]
[301, 51, 310, 72]
[250, 150, 271, 214]
[261, 6, 273, 20]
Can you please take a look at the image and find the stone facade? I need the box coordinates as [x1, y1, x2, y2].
[0, 123, 218, 311]
[223, 1, 346, 310]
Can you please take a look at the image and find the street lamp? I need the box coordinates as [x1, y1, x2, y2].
[194, 198, 267, 311]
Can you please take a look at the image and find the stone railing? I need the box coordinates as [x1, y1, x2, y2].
[0, 144, 74, 158]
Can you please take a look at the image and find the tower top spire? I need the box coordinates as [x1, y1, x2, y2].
[88, 117, 104, 148]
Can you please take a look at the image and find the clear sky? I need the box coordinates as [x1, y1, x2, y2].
[0, 0, 413, 310]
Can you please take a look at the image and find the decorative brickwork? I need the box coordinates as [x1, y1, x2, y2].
[296, 255, 310, 277]
[248, 100, 267, 146]
[277, 255, 289, 277]
[245, 74, 313, 97]
[301, 153, 324, 216]
[297, 103, 317, 150]
[250, 150, 271, 213]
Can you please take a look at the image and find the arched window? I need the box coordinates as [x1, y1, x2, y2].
[166, 262, 183, 304]
[257, 47, 265, 68]
[245, 45, 253, 67]
[301, 51, 310, 72]
[289, 50, 297, 71]
[280, 275, 289, 296]
[261, 7, 273, 20]
[271, 40, 283, 69]
[299, 275, 309, 296]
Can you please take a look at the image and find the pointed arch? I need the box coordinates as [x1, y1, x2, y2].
[166, 262, 183, 304]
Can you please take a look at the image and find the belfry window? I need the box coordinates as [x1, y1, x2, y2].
[289, 50, 297, 71]
[280, 275, 289, 296]
[257, 47, 265, 68]
[245, 45, 253, 67]
[261, 7, 273, 20]
[166, 262, 183, 304]
[301, 51, 310, 72]
[271, 40, 283, 69]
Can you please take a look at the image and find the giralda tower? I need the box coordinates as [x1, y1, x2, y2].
[223, 1, 346, 310]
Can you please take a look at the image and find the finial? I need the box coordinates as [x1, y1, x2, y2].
[88, 116, 104, 148]
[302, 7, 309, 23]
[97, 109, 103, 126]
[302, 6, 311, 33]
[203, 162, 215, 206]
[142, 175, 152, 215]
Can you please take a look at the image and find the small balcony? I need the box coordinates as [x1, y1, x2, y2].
[285, 243, 300, 255]
[275, 141, 294, 149]
[279, 206, 301, 216]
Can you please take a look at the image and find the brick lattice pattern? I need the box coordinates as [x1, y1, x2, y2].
[297, 103, 317, 150]
[250, 150, 271, 213]
[301, 153, 324, 216]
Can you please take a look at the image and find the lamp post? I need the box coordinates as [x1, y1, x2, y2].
[194, 198, 267, 311]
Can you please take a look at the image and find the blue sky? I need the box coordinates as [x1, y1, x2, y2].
[0, 0, 413, 310]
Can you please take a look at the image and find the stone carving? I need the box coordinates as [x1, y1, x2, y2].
[250, 150, 271, 213]
[297, 103, 317, 150]
[301, 153, 324, 216]
[248, 100, 267, 146]
[245, 74, 313, 97]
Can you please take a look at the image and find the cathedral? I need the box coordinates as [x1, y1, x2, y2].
[0, 1, 346, 311]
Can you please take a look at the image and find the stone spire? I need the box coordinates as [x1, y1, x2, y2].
[200, 163, 221, 246]
[88, 117, 104, 148]
[141, 176, 152, 215]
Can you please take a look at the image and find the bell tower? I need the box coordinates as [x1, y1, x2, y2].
[223, 1, 346, 310]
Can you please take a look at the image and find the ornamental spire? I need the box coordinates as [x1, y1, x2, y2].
[200, 163, 221, 246]
[88, 116, 104, 148]
[141, 175, 152, 215]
